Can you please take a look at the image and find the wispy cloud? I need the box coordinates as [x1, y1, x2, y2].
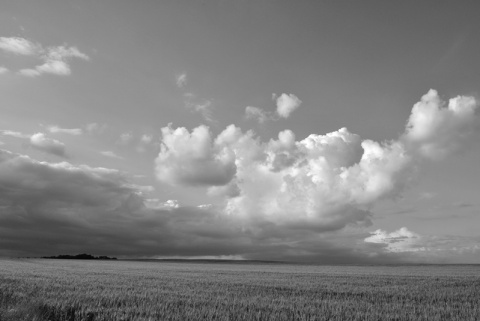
[137, 134, 154, 153]
[47, 125, 83, 135]
[118, 132, 134, 145]
[85, 123, 107, 135]
[0, 36, 89, 77]
[176, 73, 187, 88]
[175, 72, 216, 122]
[100, 150, 123, 159]
[0, 37, 39, 55]
[186, 99, 215, 123]
[0, 130, 30, 139]
[244, 106, 271, 123]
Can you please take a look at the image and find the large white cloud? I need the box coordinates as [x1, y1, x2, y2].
[157, 90, 478, 233]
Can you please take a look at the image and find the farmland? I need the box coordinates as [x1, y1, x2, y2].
[0, 259, 479, 320]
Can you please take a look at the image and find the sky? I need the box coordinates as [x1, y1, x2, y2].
[1, 0, 479, 263]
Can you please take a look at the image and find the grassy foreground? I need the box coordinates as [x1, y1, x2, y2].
[0, 259, 479, 320]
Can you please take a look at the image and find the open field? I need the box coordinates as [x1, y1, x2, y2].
[0, 259, 479, 320]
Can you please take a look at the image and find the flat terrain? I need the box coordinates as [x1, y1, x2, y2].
[0, 259, 479, 320]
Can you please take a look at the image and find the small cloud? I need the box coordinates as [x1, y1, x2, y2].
[419, 192, 436, 200]
[177, 75, 216, 122]
[186, 100, 215, 123]
[0, 66, 8, 74]
[85, 123, 107, 135]
[30, 133, 66, 157]
[245, 93, 302, 124]
[47, 125, 83, 135]
[0, 37, 39, 55]
[140, 134, 153, 144]
[100, 151, 123, 159]
[137, 134, 154, 153]
[275, 93, 302, 118]
[176, 73, 187, 88]
[244, 106, 271, 124]
[0, 37, 89, 77]
[118, 132, 133, 145]
[365, 227, 422, 253]
[145, 198, 179, 209]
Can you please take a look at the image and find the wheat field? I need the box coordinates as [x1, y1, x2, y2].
[0, 259, 479, 320]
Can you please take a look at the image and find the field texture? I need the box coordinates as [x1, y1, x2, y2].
[0, 259, 479, 321]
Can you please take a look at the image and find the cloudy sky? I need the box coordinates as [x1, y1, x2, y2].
[1, 0, 479, 263]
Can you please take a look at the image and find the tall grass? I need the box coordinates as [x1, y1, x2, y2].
[0, 259, 479, 320]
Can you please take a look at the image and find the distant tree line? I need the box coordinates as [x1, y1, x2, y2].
[42, 253, 117, 260]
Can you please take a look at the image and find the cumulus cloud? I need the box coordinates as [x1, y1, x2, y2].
[0, 36, 89, 77]
[157, 90, 478, 235]
[155, 125, 237, 186]
[402, 89, 478, 159]
[30, 133, 66, 157]
[275, 93, 302, 118]
[47, 125, 83, 135]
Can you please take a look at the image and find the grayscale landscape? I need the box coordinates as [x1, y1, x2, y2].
[1, 0, 480, 320]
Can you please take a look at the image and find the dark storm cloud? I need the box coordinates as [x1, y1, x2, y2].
[0, 149, 382, 261]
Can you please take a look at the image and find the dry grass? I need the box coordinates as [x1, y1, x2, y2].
[0, 259, 479, 320]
